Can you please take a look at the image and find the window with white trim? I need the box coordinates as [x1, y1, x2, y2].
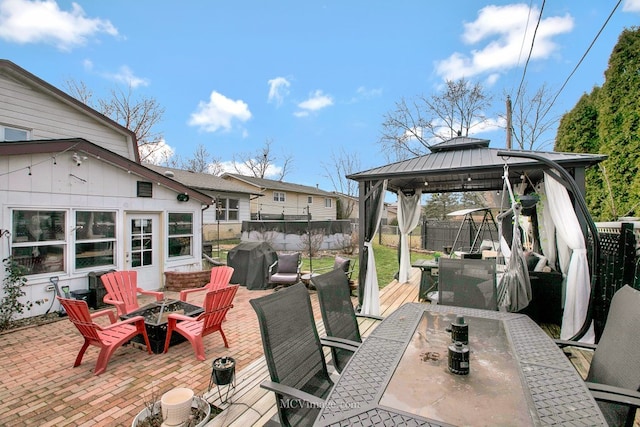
[11, 210, 65, 275]
[307, 196, 313, 204]
[216, 198, 239, 221]
[75, 211, 116, 270]
[325, 198, 332, 208]
[1, 125, 29, 141]
[273, 191, 286, 202]
[168, 212, 193, 257]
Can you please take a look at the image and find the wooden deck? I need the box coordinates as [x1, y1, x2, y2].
[202, 266, 596, 427]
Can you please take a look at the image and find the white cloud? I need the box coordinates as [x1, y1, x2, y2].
[139, 138, 174, 165]
[623, 0, 640, 12]
[103, 65, 150, 88]
[188, 91, 252, 133]
[435, 4, 573, 81]
[0, 0, 118, 51]
[267, 77, 291, 106]
[295, 90, 333, 116]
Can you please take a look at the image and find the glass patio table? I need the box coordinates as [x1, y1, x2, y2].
[314, 302, 606, 426]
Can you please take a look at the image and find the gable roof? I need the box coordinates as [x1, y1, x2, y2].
[222, 173, 335, 197]
[144, 165, 260, 196]
[0, 138, 213, 204]
[0, 59, 140, 163]
[348, 136, 607, 193]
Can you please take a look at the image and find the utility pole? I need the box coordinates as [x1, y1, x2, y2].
[506, 95, 512, 150]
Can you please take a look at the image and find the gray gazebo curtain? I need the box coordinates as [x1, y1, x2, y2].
[397, 190, 422, 283]
[358, 179, 387, 316]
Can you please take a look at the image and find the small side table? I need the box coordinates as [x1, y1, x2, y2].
[301, 272, 320, 289]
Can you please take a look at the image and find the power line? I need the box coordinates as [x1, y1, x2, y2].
[514, 0, 546, 107]
[547, 0, 623, 111]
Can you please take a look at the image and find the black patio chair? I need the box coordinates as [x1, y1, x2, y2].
[312, 268, 383, 373]
[267, 252, 302, 287]
[556, 285, 640, 427]
[250, 282, 355, 426]
[438, 257, 498, 310]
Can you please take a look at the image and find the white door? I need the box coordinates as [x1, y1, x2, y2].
[125, 213, 162, 290]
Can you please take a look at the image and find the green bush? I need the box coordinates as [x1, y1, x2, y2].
[0, 257, 31, 330]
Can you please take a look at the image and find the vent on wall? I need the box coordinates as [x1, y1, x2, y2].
[137, 181, 153, 198]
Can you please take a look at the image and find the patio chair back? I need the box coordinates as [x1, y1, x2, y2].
[250, 282, 333, 426]
[438, 258, 497, 310]
[100, 270, 164, 316]
[58, 296, 151, 375]
[179, 266, 235, 302]
[312, 268, 361, 372]
[586, 285, 640, 426]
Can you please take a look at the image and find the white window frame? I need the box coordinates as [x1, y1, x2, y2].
[273, 191, 286, 202]
[325, 198, 332, 208]
[1, 125, 30, 141]
[215, 198, 240, 222]
[168, 212, 193, 258]
[307, 196, 313, 204]
[74, 210, 117, 271]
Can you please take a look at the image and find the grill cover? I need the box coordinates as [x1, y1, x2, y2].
[227, 242, 277, 290]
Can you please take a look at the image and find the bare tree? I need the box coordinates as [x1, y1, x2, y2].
[322, 148, 361, 219]
[165, 144, 223, 175]
[233, 138, 292, 180]
[380, 78, 493, 160]
[64, 79, 165, 162]
[504, 83, 558, 151]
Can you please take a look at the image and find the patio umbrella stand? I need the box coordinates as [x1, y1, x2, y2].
[209, 357, 236, 404]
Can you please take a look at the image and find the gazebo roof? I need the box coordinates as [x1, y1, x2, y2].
[348, 136, 607, 193]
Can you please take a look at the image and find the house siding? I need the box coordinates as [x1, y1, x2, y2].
[0, 71, 134, 159]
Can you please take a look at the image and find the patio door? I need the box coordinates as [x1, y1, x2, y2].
[125, 213, 162, 290]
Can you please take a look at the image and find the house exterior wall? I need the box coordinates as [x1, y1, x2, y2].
[0, 152, 204, 319]
[200, 191, 251, 240]
[0, 69, 135, 160]
[254, 189, 336, 220]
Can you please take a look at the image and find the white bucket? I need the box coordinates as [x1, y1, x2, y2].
[161, 387, 194, 426]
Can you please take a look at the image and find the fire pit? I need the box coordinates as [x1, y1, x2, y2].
[121, 299, 204, 354]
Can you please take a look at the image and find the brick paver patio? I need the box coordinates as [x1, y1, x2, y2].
[0, 285, 324, 426]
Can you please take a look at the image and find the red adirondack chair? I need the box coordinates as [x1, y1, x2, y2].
[164, 285, 239, 361]
[178, 266, 235, 303]
[100, 270, 164, 316]
[58, 297, 152, 375]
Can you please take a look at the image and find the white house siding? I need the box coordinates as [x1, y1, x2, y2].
[0, 152, 203, 319]
[0, 71, 135, 160]
[201, 192, 251, 240]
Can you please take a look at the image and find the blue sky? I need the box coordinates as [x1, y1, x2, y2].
[1, 0, 639, 194]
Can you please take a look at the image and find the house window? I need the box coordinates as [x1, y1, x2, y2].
[75, 211, 116, 269]
[273, 191, 285, 202]
[168, 213, 193, 257]
[307, 196, 313, 204]
[11, 210, 65, 275]
[216, 198, 239, 221]
[1, 125, 29, 141]
[325, 198, 332, 208]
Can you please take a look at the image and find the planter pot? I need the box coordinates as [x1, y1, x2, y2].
[161, 387, 194, 426]
[132, 396, 211, 427]
[211, 357, 235, 386]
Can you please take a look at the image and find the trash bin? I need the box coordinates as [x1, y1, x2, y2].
[88, 270, 115, 308]
[70, 289, 95, 309]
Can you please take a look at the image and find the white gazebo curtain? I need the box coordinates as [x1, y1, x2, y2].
[543, 172, 595, 343]
[361, 180, 387, 316]
[397, 190, 422, 283]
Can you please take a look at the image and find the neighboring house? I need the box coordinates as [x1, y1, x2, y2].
[144, 165, 260, 240]
[221, 173, 338, 221]
[0, 59, 214, 319]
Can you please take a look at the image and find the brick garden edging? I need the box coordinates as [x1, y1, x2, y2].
[164, 270, 211, 292]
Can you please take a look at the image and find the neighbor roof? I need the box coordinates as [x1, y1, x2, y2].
[144, 165, 260, 196]
[347, 136, 607, 193]
[222, 173, 335, 197]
